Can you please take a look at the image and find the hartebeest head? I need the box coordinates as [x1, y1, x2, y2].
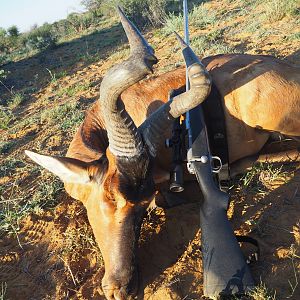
[25, 7, 211, 300]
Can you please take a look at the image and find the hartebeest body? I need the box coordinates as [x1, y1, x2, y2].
[26, 8, 300, 300]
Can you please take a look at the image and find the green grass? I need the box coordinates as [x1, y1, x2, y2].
[0, 158, 25, 178]
[60, 109, 85, 131]
[7, 93, 25, 109]
[191, 33, 237, 56]
[46, 68, 68, 84]
[7, 115, 38, 134]
[76, 51, 101, 64]
[7, 101, 85, 135]
[0, 173, 63, 236]
[285, 32, 300, 41]
[30, 176, 64, 213]
[56, 82, 91, 98]
[40, 103, 75, 123]
[0, 140, 16, 154]
[238, 162, 289, 195]
[40, 102, 84, 131]
[263, 0, 299, 22]
[108, 47, 130, 62]
[0, 107, 13, 129]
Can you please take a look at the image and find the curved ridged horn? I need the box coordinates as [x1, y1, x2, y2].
[100, 7, 158, 158]
[139, 32, 212, 157]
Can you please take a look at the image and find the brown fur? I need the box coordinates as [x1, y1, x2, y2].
[67, 54, 300, 166]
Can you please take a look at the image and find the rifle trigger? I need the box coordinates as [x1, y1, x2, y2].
[211, 156, 223, 173]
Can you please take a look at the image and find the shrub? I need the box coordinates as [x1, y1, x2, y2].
[189, 3, 217, 29]
[100, 0, 203, 28]
[162, 2, 216, 36]
[263, 0, 299, 22]
[52, 19, 73, 37]
[0, 107, 13, 129]
[0, 28, 6, 38]
[161, 13, 184, 36]
[66, 12, 99, 33]
[0, 69, 8, 79]
[7, 93, 25, 109]
[6, 26, 20, 49]
[0, 140, 16, 154]
[67, 13, 85, 33]
[7, 25, 19, 38]
[0, 31, 10, 55]
[81, 0, 103, 12]
[23, 23, 57, 51]
[0, 40, 8, 54]
[190, 32, 237, 57]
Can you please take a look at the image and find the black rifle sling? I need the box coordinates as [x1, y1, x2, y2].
[236, 235, 260, 264]
[202, 82, 230, 187]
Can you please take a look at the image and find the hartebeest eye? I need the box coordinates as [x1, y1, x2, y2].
[87, 156, 108, 184]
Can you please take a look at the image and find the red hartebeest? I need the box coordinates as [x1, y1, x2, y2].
[25, 8, 300, 300]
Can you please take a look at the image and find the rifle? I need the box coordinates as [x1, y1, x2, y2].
[168, 2, 256, 296]
[169, 36, 256, 298]
[187, 107, 255, 297]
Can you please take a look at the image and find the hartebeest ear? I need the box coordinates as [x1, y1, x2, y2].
[25, 150, 91, 184]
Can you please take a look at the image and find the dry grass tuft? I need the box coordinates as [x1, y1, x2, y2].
[263, 0, 299, 22]
[248, 282, 276, 300]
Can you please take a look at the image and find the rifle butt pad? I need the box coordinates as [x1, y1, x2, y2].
[200, 207, 255, 297]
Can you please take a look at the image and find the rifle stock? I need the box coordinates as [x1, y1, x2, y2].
[188, 106, 255, 297]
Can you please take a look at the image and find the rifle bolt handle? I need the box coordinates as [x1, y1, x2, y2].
[200, 155, 209, 163]
[187, 156, 209, 174]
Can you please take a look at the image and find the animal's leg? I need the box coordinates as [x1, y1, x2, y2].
[230, 149, 300, 176]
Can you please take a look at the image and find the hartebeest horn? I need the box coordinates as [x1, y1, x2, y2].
[139, 32, 212, 156]
[100, 7, 158, 158]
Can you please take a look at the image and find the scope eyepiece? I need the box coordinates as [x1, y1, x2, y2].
[170, 164, 184, 193]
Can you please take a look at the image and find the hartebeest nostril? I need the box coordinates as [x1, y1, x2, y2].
[106, 289, 122, 300]
[102, 269, 139, 300]
[102, 284, 136, 300]
[102, 283, 121, 300]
